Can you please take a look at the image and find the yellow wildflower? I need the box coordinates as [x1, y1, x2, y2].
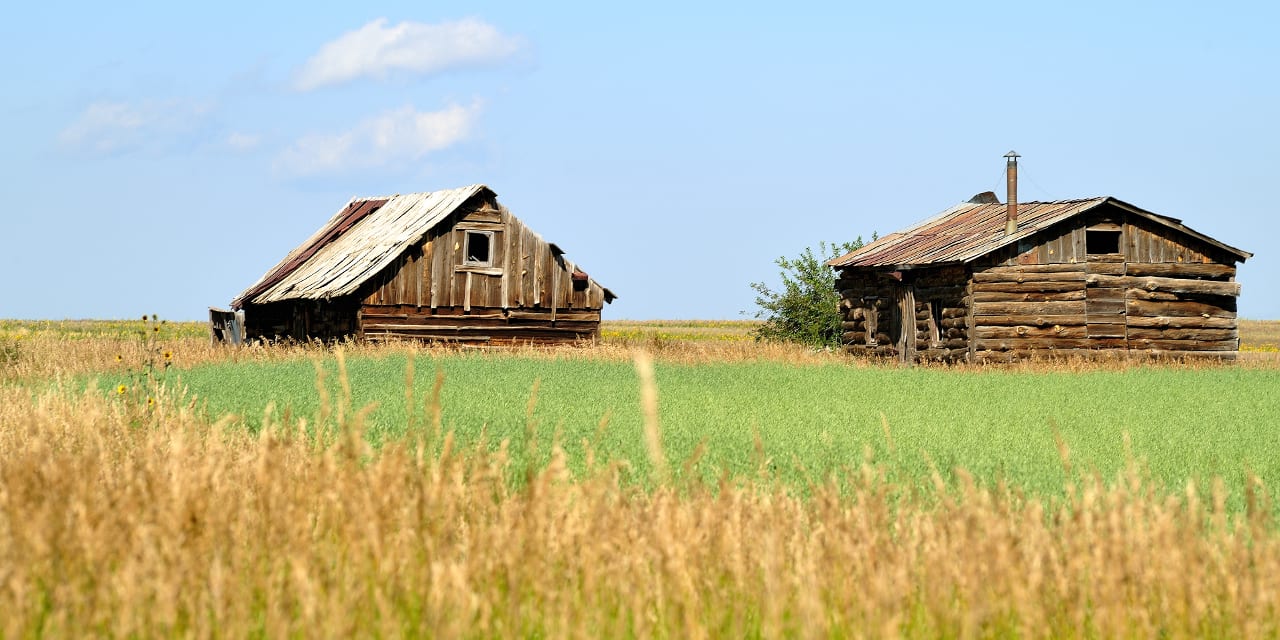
[115, 354, 123, 362]
[147, 397, 155, 408]
[116, 384, 127, 395]
[163, 350, 173, 361]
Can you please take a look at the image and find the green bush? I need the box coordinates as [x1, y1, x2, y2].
[749, 239, 867, 348]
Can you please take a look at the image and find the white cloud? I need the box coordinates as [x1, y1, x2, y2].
[295, 18, 522, 91]
[226, 132, 261, 151]
[276, 102, 481, 176]
[59, 100, 213, 154]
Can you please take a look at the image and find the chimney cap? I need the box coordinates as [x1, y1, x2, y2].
[1004, 150, 1020, 160]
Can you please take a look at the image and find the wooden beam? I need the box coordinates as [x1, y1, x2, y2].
[973, 271, 1087, 284]
[979, 264, 1086, 274]
[972, 291, 1086, 303]
[972, 281, 1085, 293]
[974, 314, 1087, 327]
[1124, 263, 1235, 280]
[1126, 316, 1236, 330]
[1128, 276, 1240, 297]
[1126, 327, 1238, 341]
[972, 301, 1086, 316]
[1126, 299, 1236, 318]
[973, 325, 1087, 339]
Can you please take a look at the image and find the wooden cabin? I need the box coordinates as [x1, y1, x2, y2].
[227, 185, 615, 344]
[828, 157, 1251, 363]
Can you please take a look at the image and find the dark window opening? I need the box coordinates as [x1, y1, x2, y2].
[1086, 230, 1121, 255]
[465, 231, 492, 265]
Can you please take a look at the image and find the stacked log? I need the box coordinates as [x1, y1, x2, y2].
[834, 268, 970, 363]
[835, 270, 892, 356]
[970, 265, 1088, 355]
[969, 262, 1238, 359]
[1121, 262, 1238, 354]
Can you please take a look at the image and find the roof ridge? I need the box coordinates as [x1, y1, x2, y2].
[351, 183, 491, 202]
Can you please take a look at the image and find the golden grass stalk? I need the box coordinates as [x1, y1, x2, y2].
[2, 370, 1280, 638]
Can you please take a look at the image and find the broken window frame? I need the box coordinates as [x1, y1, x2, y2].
[463, 230, 494, 267]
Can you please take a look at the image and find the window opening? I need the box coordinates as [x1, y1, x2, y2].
[1086, 230, 1121, 255]
[464, 231, 492, 265]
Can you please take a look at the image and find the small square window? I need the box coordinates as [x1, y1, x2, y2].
[1086, 230, 1121, 255]
[464, 231, 492, 266]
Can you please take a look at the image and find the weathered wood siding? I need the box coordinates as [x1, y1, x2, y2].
[837, 204, 1242, 363]
[357, 200, 608, 343]
[992, 209, 1233, 267]
[968, 209, 1239, 362]
[836, 266, 970, 363]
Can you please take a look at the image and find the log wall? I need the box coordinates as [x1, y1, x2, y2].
[836, 266, 970, 363]
[969, 261, 1238, 362]
[835, 202, 1243, 363]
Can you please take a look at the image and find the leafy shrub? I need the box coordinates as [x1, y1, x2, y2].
[749, 238, 867, 348]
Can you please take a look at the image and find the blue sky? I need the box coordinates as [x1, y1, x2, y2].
[3, 1, 1277, 321]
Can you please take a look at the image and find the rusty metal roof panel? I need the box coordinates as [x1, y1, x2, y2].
[234, 185, 491, 307]
[231, 197, 390, 308]
[830, 198, 1103, 267]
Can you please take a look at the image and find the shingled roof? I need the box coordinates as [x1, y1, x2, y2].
[828, 196, 1252, 269]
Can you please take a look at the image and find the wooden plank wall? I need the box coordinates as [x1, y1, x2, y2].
[359, 306, 601, 344]
[997, 213, 1220, 268]
[357, 201, 609, 344]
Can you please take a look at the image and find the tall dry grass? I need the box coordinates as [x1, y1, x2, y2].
[6, 318, 1277, 389]
[2, 353, 1279, 637]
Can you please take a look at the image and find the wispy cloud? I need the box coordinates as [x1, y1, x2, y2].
[226, 132, 261, 151]
[275, 102, 481, 176]
[58, 100, 213, 154]
[295, 18, 522, 91]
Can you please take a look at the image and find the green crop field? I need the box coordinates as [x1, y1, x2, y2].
[116, 349, 1280, 505]
[6, 317, 1280, 636]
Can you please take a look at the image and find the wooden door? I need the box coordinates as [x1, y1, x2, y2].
[893, 284, 916, 363]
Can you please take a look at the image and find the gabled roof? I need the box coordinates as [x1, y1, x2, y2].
[233, 185, 613, 309]
[827, 196, 1252, 269]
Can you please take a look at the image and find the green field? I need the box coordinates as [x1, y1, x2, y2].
[9, 318, 1280, 635]
[127, 350, 1280, 504]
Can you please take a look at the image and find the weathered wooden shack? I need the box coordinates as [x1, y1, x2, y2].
[228, 184, 615, 344]
[828, 154, 1252, 363]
